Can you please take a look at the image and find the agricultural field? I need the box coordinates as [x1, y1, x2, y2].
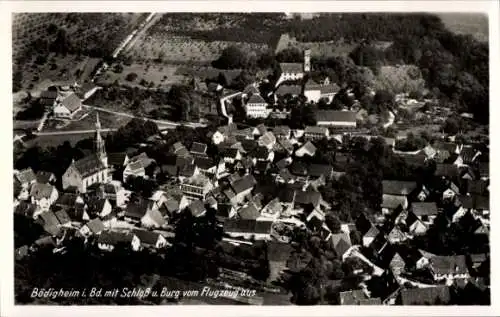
[437, 13, 489, 43]
[274, 33, 359, 58]
[126, 35, 270, 63]
[95, 63, 183, 89]
[13, 13, 146, 60]
[14, 53, 101, 96]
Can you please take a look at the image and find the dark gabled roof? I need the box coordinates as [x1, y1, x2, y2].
[179, 164, 197, 177]
[87, 198, 108, 214]
[295, 190, 321, 207]
[289, 161, 308, 176]
[85, 218, 105, 234]
[30, 182, 55, 200]
[55, 193, 80, 208]
[188, 199, 206, 217]
[400, 286, 451, 305]
[381, 194, 406, 210]
[382, 180, 417, 196]
[35, 171, 55, 184]
[161, 164, 178, 176]
[467, 179, 488, 195]
[411, 202, 439, 217]
[73, 154, 106, 178]
[254, 161, 270, 173]
[224, 219, 273, 234]
[125, 200, 149, 219]
[279, 168, 294, 182]
[54, 209, 71, 224]
[430, 255, 469, 275]
[250, 146, 270, 159]
[60, 93, 82, 112]
[194, 156, 215, 170]
[216, 203, 234, 219]
[98, 231, 135, 245]
[247, 94, 267, 104]
[15, 168, 36, 184]
[478, 162, 489, 178]
[355, 213, 372, 234]
[222, 148, 239, 158]
[238, 203, 261, 220]
[133, 229, 161, 245]
[14, 201, 37, 217]
[243, 84, 259, 95]
[272, 125, 291, 136]
[275, 84, 302, 96]
[458, 195, 490, 210]
[39, 211, 60, 228]
[460, 146, 478, 164]
[231, 174, 257, 195]
[320, 83, 341, 95]
[107, 152, 128, 166]
[275, 157, 291, 170]
[315, 110, 357, 123]
[240, 139, 259, 153]
[304, 79, 320, 88]
[435, 163, 459, 178]
[279, 63, 303, 73]
[277, 138, 294, 153]
[307, 164, 333, 179]
[433, 141, 457, 154]
[330, 233, 352, 256]
[190, 142, 207, 155]
[397, 152, 427, 167]
[40, 89, 58, 100]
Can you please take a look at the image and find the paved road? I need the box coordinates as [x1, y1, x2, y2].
[83, 105, 206, 129]
[34, 128, 117, 136]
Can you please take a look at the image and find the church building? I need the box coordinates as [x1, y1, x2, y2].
[62, 113, 109, 193]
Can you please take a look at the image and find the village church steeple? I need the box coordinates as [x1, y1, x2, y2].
[95, 112, 107, 168]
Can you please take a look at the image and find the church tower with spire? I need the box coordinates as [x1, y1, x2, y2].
[95, 112, 108, 168]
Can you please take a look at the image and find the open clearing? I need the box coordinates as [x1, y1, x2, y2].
[43, 109, 130, 133]
[373, 65, 426, 94]
[23, 131, 113, 148]
[96, 63, 183, 89]
[437, 13, 488, 43]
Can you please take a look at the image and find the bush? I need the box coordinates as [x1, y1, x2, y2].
[15, 102, 45, 120]
[125, 72, 138, 82]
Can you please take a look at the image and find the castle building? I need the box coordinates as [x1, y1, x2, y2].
[275, 49, 311, 87]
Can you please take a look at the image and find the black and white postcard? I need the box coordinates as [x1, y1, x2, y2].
[1, 1, 499, 316]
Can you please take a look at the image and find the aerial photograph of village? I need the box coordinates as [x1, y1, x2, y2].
[12, 12, 489, 305]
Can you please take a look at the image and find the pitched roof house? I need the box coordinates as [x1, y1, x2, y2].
[295, 141, 317, 157]
[330, 233, 352, 257]
[14, 168, 36, 188]
[54, 93, 82, 119]
[315, 110, 357, 128]
[398, 286, 451, 305]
